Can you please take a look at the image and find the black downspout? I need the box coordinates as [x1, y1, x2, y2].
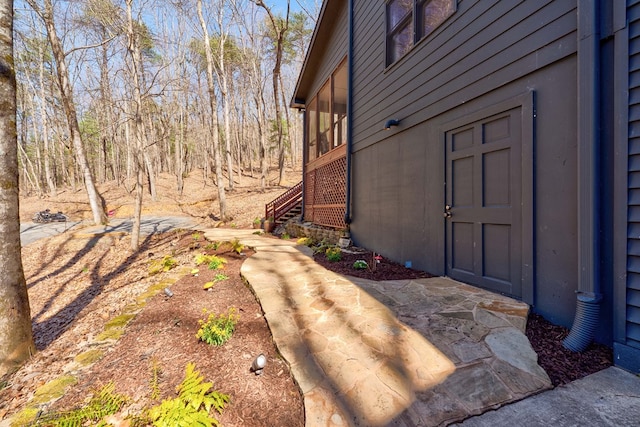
[344, 0, 354, 226]
[300, 108, 306, 222]
[563, 0, 602, 352]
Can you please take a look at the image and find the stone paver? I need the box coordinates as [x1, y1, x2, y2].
[202, 229, 551, 426]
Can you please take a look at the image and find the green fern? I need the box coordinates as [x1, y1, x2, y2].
[30, 382, 126, 427]
[147, 363, 229, 427]
[150, 358, 162, 401]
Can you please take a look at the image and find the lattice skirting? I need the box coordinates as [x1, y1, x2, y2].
[304, 154, 347, 229]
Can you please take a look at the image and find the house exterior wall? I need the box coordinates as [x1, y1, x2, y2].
[348, 0, 585, 331]
[610, 0, 640, 373]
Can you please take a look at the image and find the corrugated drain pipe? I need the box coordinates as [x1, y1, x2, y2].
[344, 0, 354, 226]
[563, 0, 602, 352]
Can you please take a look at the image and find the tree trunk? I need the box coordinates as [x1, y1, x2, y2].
[125, 0, 146, 251]
[176, 104, 185, 195]
[27, 0, 107, 224]
[0, 0, 36, 376]
[215, 21, 234, 191]
[18, 142, 42, 196]
[279, 73, 294, 168]
[38, 40, 56, 196]
[143, 113, 157, 201]
[197, 0, 227, 220]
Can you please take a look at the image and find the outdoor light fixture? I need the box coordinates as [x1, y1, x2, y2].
[384, 118, 401, 130]
[251, 353, 267, 375]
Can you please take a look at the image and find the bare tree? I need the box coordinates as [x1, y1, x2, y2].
[253, 0, 290, 185]
[0, 0, 36, 377]
[213, 2, 236, 190]
[197, 0, 227, 220]
[125, 0, 148, 251]
[25, 0, 108, 224]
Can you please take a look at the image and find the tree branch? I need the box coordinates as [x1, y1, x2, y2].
[64, 35, 117, 57]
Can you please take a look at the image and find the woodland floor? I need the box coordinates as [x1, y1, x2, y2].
[0, 167, 613, 426]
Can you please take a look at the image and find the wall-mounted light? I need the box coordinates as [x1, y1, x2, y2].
[384, 119, 401, 130]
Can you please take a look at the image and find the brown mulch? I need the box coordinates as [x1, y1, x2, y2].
[525, 313, 613, 386]
[312, 248, 433, 281]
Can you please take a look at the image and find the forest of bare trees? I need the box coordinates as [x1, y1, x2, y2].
[13, 0, 316, 225]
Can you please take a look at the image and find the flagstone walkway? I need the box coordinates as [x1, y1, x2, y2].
[202, 229, 551, 426]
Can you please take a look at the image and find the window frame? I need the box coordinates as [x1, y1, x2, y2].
[305, 58, 348, 163]
[385, 0, 457, 67]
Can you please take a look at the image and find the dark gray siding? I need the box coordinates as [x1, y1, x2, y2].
[626, 0, 640, 350]
[350, 0, 580, 328]
[351, 0, 576, 151]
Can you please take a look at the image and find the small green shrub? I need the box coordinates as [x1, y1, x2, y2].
[194, 254, 227, 270]
[325, 246, 342, 262]
[192, 232, 202, 241]
[208, 257, 226, 270]
[229, 238, 244, 254]
[353, 260, 369, 270]
[281, 233, 291, 240]
[146, 363, 229, 427]
[196, 308, 239, 346]
[149, 255, 178, 275]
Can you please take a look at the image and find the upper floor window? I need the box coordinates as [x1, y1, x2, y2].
[386, 0, 456, 66]
[306, 59, 348, 163]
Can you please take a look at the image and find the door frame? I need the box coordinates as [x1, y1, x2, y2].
[440, 91, 536, 304]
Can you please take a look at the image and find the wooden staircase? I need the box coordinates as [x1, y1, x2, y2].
[265, 181, 303, 226]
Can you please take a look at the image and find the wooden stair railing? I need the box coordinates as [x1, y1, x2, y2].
[265, 181, 303, 225]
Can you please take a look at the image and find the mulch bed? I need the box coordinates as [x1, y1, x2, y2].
[312, 249, 433, 281]
[526, 313, 613, 386]
[2, 232, 304, 427]
[314, 246, 613, 388]
[53, 240, 304, 426]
